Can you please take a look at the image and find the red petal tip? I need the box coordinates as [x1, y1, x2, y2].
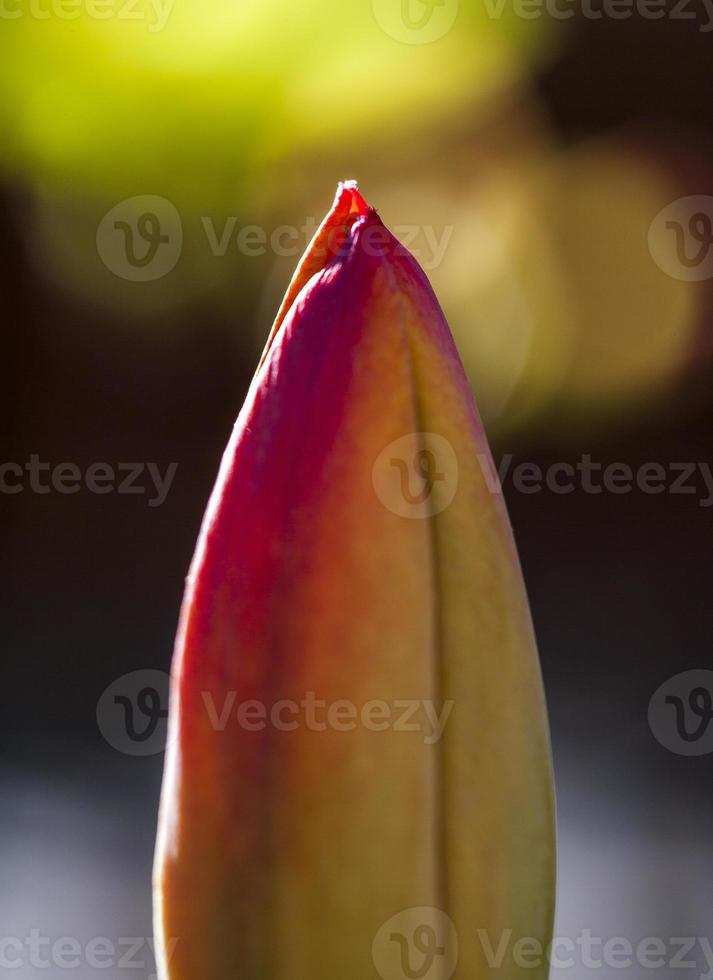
[335, 179, 371, 218]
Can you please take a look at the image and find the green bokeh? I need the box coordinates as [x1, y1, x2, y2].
[0, 0, 555, 207]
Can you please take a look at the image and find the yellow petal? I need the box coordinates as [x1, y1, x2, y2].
[154, 182, 555, 980]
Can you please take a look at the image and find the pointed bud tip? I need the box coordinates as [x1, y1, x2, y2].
[335, 179, 371, 219]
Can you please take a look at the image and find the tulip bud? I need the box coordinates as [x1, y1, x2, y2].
[154, 181, 555, 980]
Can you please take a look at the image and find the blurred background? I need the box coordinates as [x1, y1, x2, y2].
[2, 0, 713, 976]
